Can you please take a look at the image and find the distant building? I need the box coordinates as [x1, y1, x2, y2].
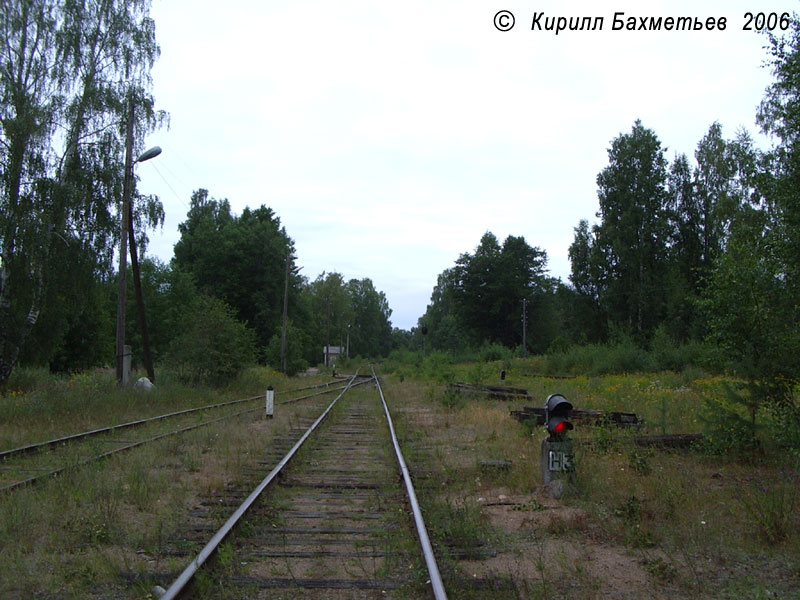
[322, 346, 343, 367]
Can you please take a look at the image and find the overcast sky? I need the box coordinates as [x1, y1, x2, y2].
[137, 0, 797, 331]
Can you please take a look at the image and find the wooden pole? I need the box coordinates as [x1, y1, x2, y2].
[128, 201, 155, 383]
[522, 297, 528, 359]
[115, 99, 134, 385]
[280, 252, 290, 373]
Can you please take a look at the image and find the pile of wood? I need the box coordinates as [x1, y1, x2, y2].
[452, 382, 702, 449]
[510, 406, 642, 427]
[449, 382, 531, 400]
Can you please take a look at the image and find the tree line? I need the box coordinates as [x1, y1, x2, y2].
[3, 0, 799, 405]
[1, 0, 165, 384]
[416, 24, 800, 409]
[0, 0, 394, 385]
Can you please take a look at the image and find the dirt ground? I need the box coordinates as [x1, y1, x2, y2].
[393, 394, 683, 600]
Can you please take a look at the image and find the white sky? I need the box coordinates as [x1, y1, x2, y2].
[137, 0, 797, 330]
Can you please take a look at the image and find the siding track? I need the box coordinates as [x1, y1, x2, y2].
[0, 380, 347, 494]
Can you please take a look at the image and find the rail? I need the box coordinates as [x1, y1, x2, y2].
[160, 372, 361, 600]
[373, 365, 448, 600]
[0, 380, 352, 494]
[159, 369, 447, 598]
[0, 379, 342, 462]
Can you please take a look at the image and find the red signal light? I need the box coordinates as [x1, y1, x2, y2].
[553, 421, 568, 434]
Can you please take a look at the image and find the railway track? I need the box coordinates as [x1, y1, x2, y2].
[0, 380, 350, 494]
[158, 370, 447, 599]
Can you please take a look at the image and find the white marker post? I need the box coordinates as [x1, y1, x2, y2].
[265, 385, 274, 419]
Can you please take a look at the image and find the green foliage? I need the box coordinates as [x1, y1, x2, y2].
[421, 351, 454, 383]
[479, 342, 512, 363]
[627, 447, 652, 476]
[545, 339, 651, 376]
[435, 386, 463, 409]
[765, 402, 800, 457]
[264, 320, 309, 376]
[593, 120, 671, 340]
[697, 382, 761, 457]
[466, 362, 492, 385]
[737, 474, 799, 544]
[122, 259, 198, 368]
[346, 277, 393, 358]
[420, 232, 555, 354]
[1, 0, 165, 382]
[166, 296, 256, 386]
[172, 190, 298, 352]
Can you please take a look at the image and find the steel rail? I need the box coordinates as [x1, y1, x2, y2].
[372, 366, 448, 600]
[160, 372, 361, 600]
[0, 405, 260, 494]
[0, 383, 346, 494]
[0, 380, 340, 461]
[278, 377, 373, 404]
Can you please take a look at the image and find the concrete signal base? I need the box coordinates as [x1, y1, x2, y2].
[541, 438, 577, 499]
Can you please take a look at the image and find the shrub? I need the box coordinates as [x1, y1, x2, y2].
[479, 342, 511, 362]
[264, 320, 310, 376]
[421, 351, 454, 383]
[166, 296, 256, 386]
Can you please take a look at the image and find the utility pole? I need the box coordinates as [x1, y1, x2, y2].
[280, 252, 290, 373]
[128, 201, 155, 382]
[115, 100, 134, 385]
[325, 296, 331, 367]
[114, 97, 161, 386]
[522, 298, 528, 359]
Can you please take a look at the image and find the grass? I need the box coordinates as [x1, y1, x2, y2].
[0, 365, 332, 599]
[2, 362, 799, 598]
[383, 367, 800, 599]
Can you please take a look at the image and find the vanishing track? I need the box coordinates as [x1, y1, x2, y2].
[160, 372, 446, 599]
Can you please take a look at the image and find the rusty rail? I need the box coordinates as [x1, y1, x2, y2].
[0, 381, 350, 494]
[373, 366, 448, 600]
[0, 379, 341, 462]
[160, 372, 361, 600]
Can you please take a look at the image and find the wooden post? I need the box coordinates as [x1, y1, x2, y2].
[128, 200, 155, 383]
[115, 99, 134, 385]
[280, 253, 290, 373]
[522, 297, 528, 359]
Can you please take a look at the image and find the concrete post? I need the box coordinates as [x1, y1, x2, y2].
[122, 345, 132, 387]
[541, 437, 575, 498]
[266, 385, 274, 419]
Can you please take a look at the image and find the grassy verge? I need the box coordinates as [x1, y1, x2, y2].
[2, 364, 798, 598]
[383, 370, 800, 599]
[0, 366, 331, 599]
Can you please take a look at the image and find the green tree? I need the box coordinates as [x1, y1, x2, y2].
[305, 272, 353, 364]
[594, 120, 671, 339]
[567, 219, 605, 343]
[758, 18, 800, 309]
[702, 18, 800, 406]
[121, 258, 198, 366]
[346, 277, 392, 358]
[265, 319, 309, 376]
[418, 268, 466, 356]
[172, 189, 299, 350]
[0, 0, 165, 382]
[451, 232, 503, 344]
[424, 232, 551, 352]
[167, 295, 256, 386]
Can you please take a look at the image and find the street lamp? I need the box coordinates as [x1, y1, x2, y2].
[136, 146, 162, 163]
[115, 114, 162, 385]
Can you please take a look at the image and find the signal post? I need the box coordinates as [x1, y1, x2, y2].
[541, 393, 576, 498]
